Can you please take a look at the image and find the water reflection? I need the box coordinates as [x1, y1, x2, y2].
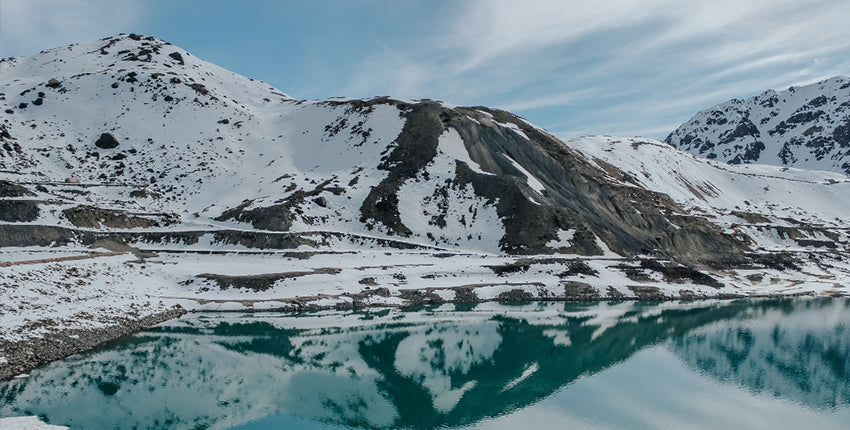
[0, 298, 848, 429]
[669, 298, 850, 410]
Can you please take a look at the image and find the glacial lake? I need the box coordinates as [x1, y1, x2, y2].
[1, 298, 849, 429]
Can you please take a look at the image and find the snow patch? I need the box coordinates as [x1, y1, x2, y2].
[502, 362, 539, 392]
[0, 416, 69, 429]
[494, 119, 530, 139]
[546, 229, 576, 248]
[503, 154, 546, 194]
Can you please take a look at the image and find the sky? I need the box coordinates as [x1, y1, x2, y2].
[2, 0, 850, 141]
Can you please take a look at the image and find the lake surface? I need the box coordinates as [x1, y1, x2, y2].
[1, 298, 849, 429]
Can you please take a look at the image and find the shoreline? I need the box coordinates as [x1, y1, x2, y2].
[0, 307, 185, 381]
[0, 292, 843, 382]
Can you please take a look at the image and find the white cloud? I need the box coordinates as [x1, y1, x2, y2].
[498, 89, 597, 112]
[0, 0, 145, 57]
[4, 0, 850, 140]
[335, 0, 850, 139]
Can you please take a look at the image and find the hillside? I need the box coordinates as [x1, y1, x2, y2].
[666, 76, 850, 175]
[1, 34, 849, 379]
[0, 34, 747, 261]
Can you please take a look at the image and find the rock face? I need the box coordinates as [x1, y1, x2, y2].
[666, 76, 850, 175]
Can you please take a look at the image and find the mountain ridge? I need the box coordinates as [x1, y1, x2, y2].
[0, 33, 749, 264]
[665, 76, 850, 175]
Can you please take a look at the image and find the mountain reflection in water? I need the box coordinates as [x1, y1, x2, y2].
[1, 298, 848, 429]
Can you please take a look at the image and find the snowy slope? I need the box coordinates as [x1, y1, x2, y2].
[567, 136, 850, 252]
[1, 34, 752, 262]
[0, 34, 406, 236]
[569, 137, 850, 223]
[666, 76, 850, 175]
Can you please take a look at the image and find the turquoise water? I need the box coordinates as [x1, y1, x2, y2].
[1, 298, 849, 429]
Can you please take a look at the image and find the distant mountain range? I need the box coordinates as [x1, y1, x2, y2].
[666, 76, 850, 175]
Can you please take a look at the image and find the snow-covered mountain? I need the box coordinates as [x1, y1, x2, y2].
[2, 34, 850, 381]
[665, 76, 850, 175]
[0, 33, 748, 263]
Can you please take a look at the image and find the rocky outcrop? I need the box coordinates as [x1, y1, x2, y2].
[95, 133, 120, 149]
[62, 205, 172, 229]
[0, 200, 40, 222]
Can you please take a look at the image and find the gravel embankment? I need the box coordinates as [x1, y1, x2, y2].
[0, 307, 186, 381]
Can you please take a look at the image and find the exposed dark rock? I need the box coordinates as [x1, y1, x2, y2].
[95, 132, 120, 149]
[399, 289, 445, 305]
[0, 180, 34, 197]
[0, 227, 340, 252]
[346, 287, 392, 307]
[558, 259, 599, 277]
[216, 179, 344, 231]
[678, 290, 701, 300]
[344, 99, 748, 264]
[745, 273, 764, 283]
[450, 106, 748, 263]
[45, 78, 62, 88]
[62, 205, 170, 229]
[614, 259, 723, 288]
[360, 101, 443, 236]
[563, 281, 600, 300]
[606, 286, 626, 300]
[496, 288, 535, 302]
[0, 200, 40, 222]
[198, 269, 341, 292]
[627, 285, 668, 300]
[787, 111, 823, 124]
[359, 277, 378, 286]
[452, 287, 479, 303]
[731, 211, 771, 224]
[189, 83, 208, 95]
[486, 261, 531, 276]
[719, 119, 760, 146]
[833, 119, 850, 148]
[667, 77, 850, 175]
[168, 51, 185, 65]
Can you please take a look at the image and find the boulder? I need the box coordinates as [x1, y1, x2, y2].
[95, 133, 120, 149]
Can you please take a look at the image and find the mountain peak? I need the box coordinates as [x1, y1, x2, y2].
[0, 34, 293, 112]
[666, 75, 850, 175]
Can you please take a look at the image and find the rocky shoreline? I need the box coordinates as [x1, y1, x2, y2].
[0, 307, 186, 381]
